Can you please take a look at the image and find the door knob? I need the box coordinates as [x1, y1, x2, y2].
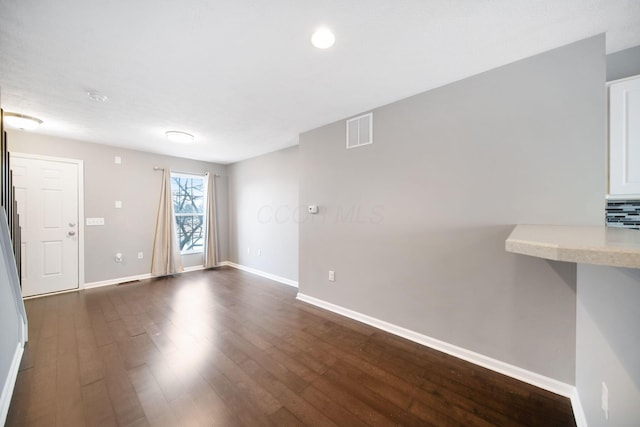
[68, 231, 76, 236]
[69, 222, 76, 227]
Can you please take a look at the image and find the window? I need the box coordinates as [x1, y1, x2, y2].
[171, 173, 206, 254]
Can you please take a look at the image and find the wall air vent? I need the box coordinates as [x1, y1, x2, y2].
[346, 112, 373, 149]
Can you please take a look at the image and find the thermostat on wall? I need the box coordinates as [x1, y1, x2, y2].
[308, 205, 319, 214]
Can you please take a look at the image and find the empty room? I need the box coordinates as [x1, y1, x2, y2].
[1, 1, 640, 426]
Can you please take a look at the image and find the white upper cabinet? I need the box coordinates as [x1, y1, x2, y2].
[609, 75, 640, 196]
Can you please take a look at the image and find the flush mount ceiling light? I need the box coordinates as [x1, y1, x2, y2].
[87, 91, 108, 102]
[3, 112, 43, 130]
[165, 130, 195, 143]
[311, 28, 335, 49]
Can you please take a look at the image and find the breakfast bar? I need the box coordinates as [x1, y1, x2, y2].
[505, 224, 640, 268]
[506, 224, 640, 425]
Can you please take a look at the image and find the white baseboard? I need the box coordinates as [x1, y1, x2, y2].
[296, 293, 577, 401]
[84, 273, 153, 289]
[183, 265, 205, 272]
[222, 261, 298, 288]
[83, 264, 220, 289]
[0, 343, 24, 426]
[570, 389, 588, 427]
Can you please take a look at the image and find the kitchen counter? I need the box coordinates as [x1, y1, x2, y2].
[505, 225, 640, 268]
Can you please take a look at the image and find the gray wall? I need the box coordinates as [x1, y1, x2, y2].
[576, 265, 640, 427]
[0, 255, 19, 424]
[573, 44, 640, 427]
[607, 45, 640, 82]
[299, 35, 606, 383]
[8, 131, 229, 283]
[0, 212, 24, 424]
[228, 146, 298, 282]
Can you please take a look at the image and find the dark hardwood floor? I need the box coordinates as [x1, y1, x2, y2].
[6, 267, 576, 426]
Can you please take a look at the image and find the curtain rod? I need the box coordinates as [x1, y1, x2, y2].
[153, 166, 220, 177]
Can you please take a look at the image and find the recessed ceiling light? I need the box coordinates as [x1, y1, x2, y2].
[87, 91, 108, 102]
[165, 131, 195, 143]
[311, 28, 335, 49]
[3, 112, 43, 130]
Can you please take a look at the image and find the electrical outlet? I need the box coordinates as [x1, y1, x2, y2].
[328, 270, 335, 282]
[602, 381, 609, 420]
[115, 253, 123, 263]
[137, 252, 143, 259]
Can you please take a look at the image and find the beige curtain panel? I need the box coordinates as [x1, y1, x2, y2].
[204, 172, 217, 268]
[151, 169, 184, 276]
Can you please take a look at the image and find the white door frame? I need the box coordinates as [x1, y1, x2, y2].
[12, 152, 85, 292]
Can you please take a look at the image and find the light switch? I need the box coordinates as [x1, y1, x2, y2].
[86, 218, 105, 226]
[115, 200, 122, 208]
[114, 156, 122, 165]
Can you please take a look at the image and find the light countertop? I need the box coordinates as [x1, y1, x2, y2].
[505, 225, 640, 268]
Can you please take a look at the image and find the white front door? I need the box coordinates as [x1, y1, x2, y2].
[11, 155, 80, 297]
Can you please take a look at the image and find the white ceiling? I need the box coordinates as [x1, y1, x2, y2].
[1, 0, 639, 164]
